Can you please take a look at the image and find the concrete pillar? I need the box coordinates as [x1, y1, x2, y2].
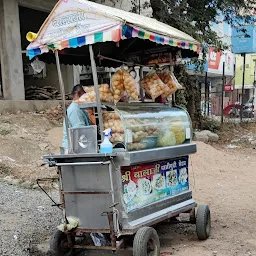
[0, 0, 25, 100]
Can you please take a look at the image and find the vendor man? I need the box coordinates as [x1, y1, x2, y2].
[62, 84, 91, 150]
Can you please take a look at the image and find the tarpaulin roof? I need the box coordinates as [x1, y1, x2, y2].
[27, 0, 200, 60]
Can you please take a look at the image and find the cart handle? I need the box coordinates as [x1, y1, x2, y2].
[36, 178, 62, 209]
[56, 161, 110, 166]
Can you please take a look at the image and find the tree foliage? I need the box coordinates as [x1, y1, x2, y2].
[88, 0, 255, 124]
[149, 0, 255, 49]
[90, 0, 255, 50]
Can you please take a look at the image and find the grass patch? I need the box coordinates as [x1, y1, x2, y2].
[201, 117, 220, 133]
[217, 122, 256, 145]
[0, 163, 12, 176]
[0, 129, 11, 136]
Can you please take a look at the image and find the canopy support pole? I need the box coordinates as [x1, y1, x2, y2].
[55, 50, 72, 153]
[89, 45, 104, 142]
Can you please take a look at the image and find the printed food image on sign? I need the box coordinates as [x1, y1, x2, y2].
[166, 169, 178, 187]
[138, 178, 152, 195]
[153, 173, 166, 190]
[123, 180, 137, 205]
[121, 157, 189, 212]
[179, 168, 188, 185]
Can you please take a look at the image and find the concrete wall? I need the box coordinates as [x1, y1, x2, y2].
[24, 64, 74, 93]
[0, 100, 71, 114]
[0, 0, 25, 100]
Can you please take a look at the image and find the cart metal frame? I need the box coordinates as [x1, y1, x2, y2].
[42, 143, 203, 252]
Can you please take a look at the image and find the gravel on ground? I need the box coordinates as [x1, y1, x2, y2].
[0, 182, 60, 256]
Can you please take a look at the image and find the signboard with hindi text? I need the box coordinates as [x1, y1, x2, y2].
[121, 157, 189, 213]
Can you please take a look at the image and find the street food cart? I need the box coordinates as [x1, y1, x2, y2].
[27, 0, 211, 255]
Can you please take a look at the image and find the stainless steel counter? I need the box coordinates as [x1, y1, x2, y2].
[119, 143, 196, 166]
[43, 143, 196, 166]
[43, 143, 197, 234]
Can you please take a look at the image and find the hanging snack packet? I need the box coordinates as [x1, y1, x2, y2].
[99, 84, 114, 103]
[76, 91, 96, 103]
[157, 71, 176, 96]
[112, 70, 125, 104]
[78, 84, 113, 103]
[172, 72, 183, 89]
[141, 71, 171, 100]
[83, 86, 94, 93]
[122, 70, 139, 101]
[158, 71, 183, 96]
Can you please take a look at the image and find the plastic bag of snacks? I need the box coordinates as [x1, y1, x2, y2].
[140, 71, 171, 100]
[122, 70, 139, 101]
[77, 85, 113, 103]
[112, 70, 125, 104]
[83, 86, 94, 93]
[158, 71, 183, 96]
[99, 84, 114, 103]
[110, 133, 125, 143]
[157, 128, 176, 147]
[172, 72, 183, 89]
[76, 90, 96, 103]
[103, 111, 125, 144]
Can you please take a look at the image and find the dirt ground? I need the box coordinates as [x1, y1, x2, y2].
[0, 113, 61, 183]
[0, 112, 256, 255]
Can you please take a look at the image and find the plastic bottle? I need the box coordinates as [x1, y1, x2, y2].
[100, 128, 113, 154]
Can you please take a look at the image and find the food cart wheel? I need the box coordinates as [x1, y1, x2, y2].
[50, 230, 74, 256]
[133, 227, 160, 256]
[196, 204, 211, 240]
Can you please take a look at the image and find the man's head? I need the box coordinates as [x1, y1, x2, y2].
[72, 84, 85, 100]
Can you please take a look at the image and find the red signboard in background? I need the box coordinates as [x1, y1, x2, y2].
[224, 84, 234, 92]
[208, 47, 222, 70]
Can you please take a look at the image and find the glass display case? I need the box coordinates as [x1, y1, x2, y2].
[103, 103, 192, 152]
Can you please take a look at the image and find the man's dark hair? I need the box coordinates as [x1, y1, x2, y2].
[71, 84, 84, 95]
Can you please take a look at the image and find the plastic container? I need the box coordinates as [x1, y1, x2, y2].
[100, 129, 113, 154]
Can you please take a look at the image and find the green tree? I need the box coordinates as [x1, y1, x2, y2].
[150, 0, 255, 48]
[148, 0, 255, 124]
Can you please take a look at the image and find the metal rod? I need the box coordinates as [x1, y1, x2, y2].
[36, 179, 60, 208]
[204, 72, 208, 116]
[139, 67, 144, 101]
[56, 161, 111, 166]
[55, 51, 72, 153]
[98, 54, 165, 68]
[98, 54, 134, 66]
[89, 45, 104, 142]
[169, 53, 176, 107]
[59, 168, 68, 228]
[108, 163, 115, 205]
[254, 60, 256, 121]
[107, 212, 117, 249]
[70, 228, 111, 233]
[207, 81, 211, 116]
[241, 53, 246, 122]
[73, 245, 117, 250]
[221, 60, 225, 124]
[61, 191, 113, 195]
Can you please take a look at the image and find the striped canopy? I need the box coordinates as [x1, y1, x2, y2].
[27, 0, 200, 60]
